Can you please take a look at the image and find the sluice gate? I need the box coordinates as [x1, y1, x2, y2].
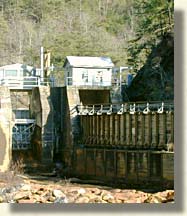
[63, 101, 174, 188]
[77, 102, 174, 150]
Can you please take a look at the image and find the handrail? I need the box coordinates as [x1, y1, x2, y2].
[65, 77, 112, 87]
[76, 102, 174, 115]
[0, 76, 56, 88]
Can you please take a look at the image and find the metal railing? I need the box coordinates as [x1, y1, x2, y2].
[65, 77, 112, 87]
[76, 101, 174, 115]
[0, 76, 56, 89]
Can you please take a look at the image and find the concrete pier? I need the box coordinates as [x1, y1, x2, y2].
[0, 87, 13, 171]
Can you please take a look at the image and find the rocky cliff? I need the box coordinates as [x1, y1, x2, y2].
[126, 33, 174, 102]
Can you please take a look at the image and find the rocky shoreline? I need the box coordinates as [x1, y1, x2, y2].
[0, 172, 174, 204]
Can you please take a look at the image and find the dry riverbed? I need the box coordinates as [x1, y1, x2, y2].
[0, 171, 174, 204]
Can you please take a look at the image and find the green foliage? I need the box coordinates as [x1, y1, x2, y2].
[0, 0, 174, 76]
[127, 0, 174, 72]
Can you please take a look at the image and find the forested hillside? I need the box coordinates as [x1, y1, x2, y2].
[0, 0, 174, 97]
[0, 0, 173, 70]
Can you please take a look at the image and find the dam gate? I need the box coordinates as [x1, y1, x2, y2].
[63, 101, 174, 188]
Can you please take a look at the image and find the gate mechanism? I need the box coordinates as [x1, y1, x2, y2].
[12, 119, 35, 150]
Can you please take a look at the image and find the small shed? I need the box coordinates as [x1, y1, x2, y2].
[63, 56, 114, 86]
[0, 63, 43, 89]
[0, 63, 40, 79]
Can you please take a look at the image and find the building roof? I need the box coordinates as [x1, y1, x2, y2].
[0, 63, 35, 71]
[64, 56, 114, 68]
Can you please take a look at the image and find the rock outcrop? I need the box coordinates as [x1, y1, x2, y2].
[126, 33, 174, 102]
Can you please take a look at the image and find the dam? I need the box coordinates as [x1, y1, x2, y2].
[0, 61, 174, 188]
[0, 85, 174, 188]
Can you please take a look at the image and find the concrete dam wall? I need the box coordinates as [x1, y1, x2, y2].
[57, 88, 174, 188]
[0, 87, 13, 171]
[0, 85, 174, 188]
[64, 148, 174, 187]
[61, 101, 174, 188]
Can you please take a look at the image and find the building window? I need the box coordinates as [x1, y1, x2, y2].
[66, 69, 72, 85]
[96, 71, 103, 83]
[13, 110, 30, 119]
[67, 77, 73, 85]
[67, 70, 72, 77]
[82, 70, 88, 82]
[0, 70, 3, 77]
[5, 70, 17, 77]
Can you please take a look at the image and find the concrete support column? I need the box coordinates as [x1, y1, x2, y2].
[131, 113, 137, 148]
[158, 113, 166, 149]
[144, 113, 151, 149]
[109, 114, 114, 146]
[114, 114, 119, 146]
[80, 115, 85, 144]
[155, 113, 159, 148]
[148, 113, 152, 148]
[84, 115, 87, 144]
[100, 115, 104, 146]
[80, 115, 83, 142]
[120, 114, 125, 146]
[92, 115, 97, 145]
[0, 87, 12, 171]
[166, 112, 174, 145]
[141, 113, 145, 148]
[104, 115, 108, 147]
[162, 112, 167, 149]
[151, 113, 158, 149]
[87, 116, 90, 146]
[135, 113, 138, 148]
[96, 115, 100, 146]
[136, 113, 141, 148]
[89, 115, 93, 146]
[170, 112, 174, 143]
[126, 113, 131, 147]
